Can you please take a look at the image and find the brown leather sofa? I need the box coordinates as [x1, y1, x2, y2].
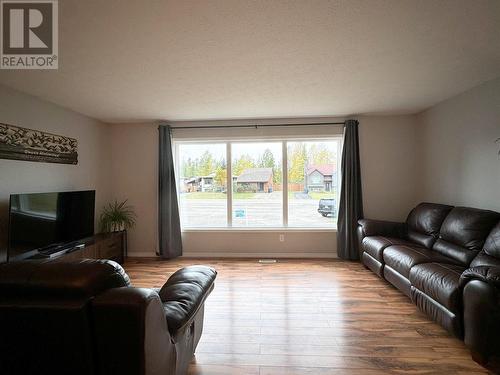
[0, 258, 216, 375]
[358, 203, 500, 364]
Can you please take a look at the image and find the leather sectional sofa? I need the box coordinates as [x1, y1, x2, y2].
[358, 203, 500, 364]
[0, 259, 216, 375]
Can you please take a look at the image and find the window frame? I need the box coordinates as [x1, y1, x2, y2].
[174, 135, 343, 231]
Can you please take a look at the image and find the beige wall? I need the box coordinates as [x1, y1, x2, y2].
[359, 115, 419, 221]
[0, 85, 112, 263]
[417, 77, 500, 211]
[110, 115, 420, 257]
[109, 123, 159, 257]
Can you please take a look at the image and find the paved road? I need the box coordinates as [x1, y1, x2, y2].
[179, 196, 336, 228]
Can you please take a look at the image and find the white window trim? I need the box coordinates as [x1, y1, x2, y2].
[226, 142, 233, 227]
[173, 135, 343, 231]
[282, 140, 289, 227]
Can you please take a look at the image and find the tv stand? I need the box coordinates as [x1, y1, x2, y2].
[30, 231, 126, 264]
[37, 243, 85, 259]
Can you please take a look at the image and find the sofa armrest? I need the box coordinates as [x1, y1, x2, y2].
[159, 266, 216, 336]
[460, 266, 500, 289]
[463, 279, 500, 364]
[357, 219, 406, 238]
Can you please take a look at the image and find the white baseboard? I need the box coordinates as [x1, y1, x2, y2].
[126, 251, 337, 259]
[181, 252, 337, 258]
[127, 252, 157, 257]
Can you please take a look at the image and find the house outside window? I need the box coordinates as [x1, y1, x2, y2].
[306, 165, 336, 192]
[236, 168, 273, 193]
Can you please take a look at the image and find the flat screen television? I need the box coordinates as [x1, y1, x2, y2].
[8, 190, 95, 261]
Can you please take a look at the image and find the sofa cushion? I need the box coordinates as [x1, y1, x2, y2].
[383, 245, 457, 279]
[409, 262, 466, 313]
[433, 207, 500, 266]
[362, 236, 414, 262]
[405, 203, 454, 248]
[159, 265, 216, 334]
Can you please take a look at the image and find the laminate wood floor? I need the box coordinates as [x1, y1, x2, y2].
[124, 258, 495, 375]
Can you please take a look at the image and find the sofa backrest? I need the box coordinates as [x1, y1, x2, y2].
[0, 258, 131, 298]
[433, 207, 500, 266]
[406, 203, 454, 248]
[484, 221, 500, 257]
[470, 222, 500, 268]
[0, 259, 131, 375]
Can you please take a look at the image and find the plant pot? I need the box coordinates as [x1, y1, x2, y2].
[111, 223, 125, 232]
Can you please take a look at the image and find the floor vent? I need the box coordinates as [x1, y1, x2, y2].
[259, 259, 277, 264]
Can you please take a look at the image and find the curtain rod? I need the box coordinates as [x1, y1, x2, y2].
[166, 121, 346, 130]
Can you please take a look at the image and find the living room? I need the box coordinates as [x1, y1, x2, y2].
[0, 1, 499, 374]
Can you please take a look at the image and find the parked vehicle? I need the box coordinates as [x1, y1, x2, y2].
[318, 198, 336, 217]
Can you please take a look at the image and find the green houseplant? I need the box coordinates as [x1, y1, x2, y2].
[99, 199, 137, 233]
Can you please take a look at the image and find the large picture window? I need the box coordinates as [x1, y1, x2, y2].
[175, 138, 341, 229]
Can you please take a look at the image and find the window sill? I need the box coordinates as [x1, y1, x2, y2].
[182, 227, 337, 233]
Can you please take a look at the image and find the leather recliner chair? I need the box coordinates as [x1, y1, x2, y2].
[0, 258, 217, 375]
[358, 203, 500, 364]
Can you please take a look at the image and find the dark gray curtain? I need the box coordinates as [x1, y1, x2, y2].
[337, 119, 363, 260]
[158, 125, 182, 258]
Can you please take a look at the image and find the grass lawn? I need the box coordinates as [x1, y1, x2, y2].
[183, 192, 256, 199]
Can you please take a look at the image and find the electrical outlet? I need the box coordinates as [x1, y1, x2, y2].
[279, 234, 285, 242]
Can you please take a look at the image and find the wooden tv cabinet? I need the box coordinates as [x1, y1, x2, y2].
[55, 231, 126, 264]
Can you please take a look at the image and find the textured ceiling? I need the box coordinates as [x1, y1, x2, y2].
[0, 0, 499, 123]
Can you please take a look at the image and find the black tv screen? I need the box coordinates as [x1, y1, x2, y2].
[8, 190, 95, 261]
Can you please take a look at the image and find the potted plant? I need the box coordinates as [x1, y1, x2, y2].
[99, 199, 137, 233]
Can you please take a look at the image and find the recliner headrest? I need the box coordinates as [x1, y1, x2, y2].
[439, 207, 500, 250]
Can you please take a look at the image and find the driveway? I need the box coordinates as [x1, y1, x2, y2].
[179, 195, 336, 228]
